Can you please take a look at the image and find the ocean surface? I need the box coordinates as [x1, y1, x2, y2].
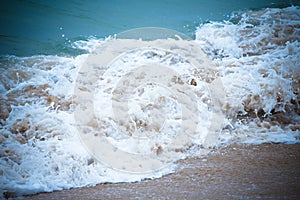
[1, 0, 299, 56]
[1, 0, 300, 197]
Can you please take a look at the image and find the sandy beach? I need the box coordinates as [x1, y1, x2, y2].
[24, 143, 300, 199]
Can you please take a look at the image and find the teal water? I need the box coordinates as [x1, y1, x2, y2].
[1, 0, 299, 56]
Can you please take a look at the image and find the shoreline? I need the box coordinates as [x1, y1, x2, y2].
[25, 143, 300, 199]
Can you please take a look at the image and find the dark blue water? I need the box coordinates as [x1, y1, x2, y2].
[1, 0, 299, 56]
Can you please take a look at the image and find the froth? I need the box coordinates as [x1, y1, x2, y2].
[196, 6, 300, 145]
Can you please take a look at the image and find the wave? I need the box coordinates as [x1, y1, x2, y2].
[0, 6, 299, 197]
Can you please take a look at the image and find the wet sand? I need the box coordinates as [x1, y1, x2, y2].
[25, 144, 300, 199]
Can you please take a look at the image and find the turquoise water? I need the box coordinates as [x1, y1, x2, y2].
[1, 0, 299, 56]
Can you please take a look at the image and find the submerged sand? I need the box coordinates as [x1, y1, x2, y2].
[25, 144, 300, 199]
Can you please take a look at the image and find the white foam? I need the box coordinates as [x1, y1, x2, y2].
[0, 55, 176, 196]
[195, 6, 300, 145]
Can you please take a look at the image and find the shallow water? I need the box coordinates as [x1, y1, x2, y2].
[24, 144, 300, 200]
[0, 2, 300, 197]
